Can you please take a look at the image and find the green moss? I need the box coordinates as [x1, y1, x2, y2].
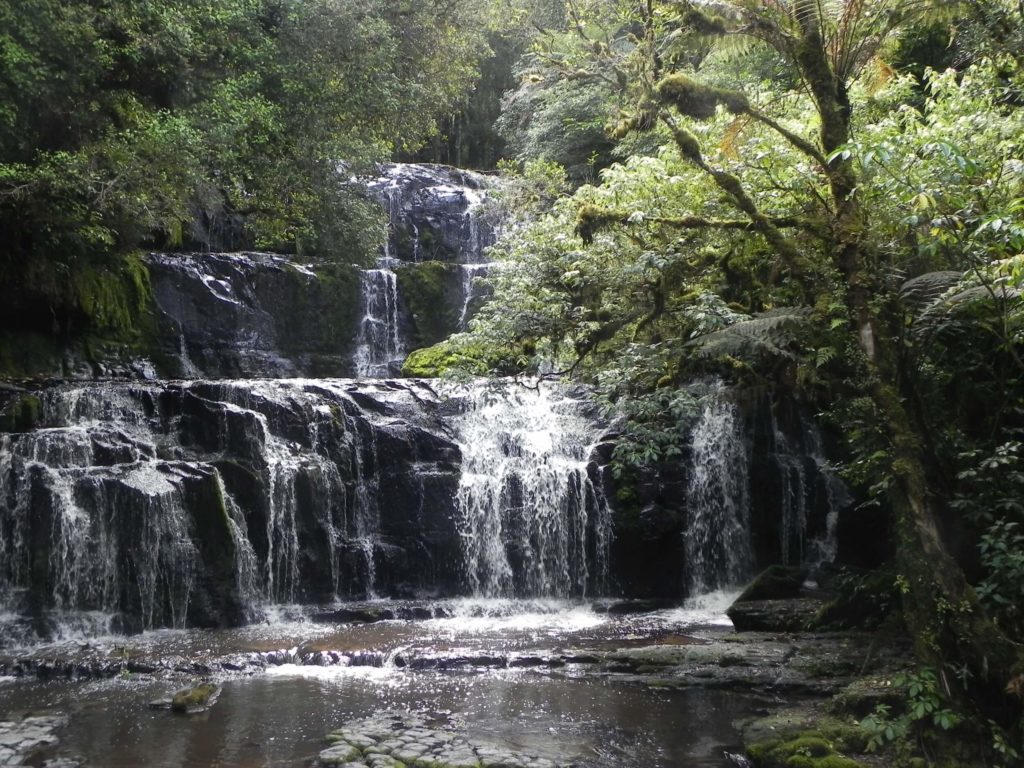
[72, 252, 153, 334]
[171, 682, 219, 713]
[576, 204, 628, 245]
[656, 74, 749, 120]
[277, 261, 361, 363]
[0, 394, 43, 432]
[394, 261, 461, 348]
[748, 733, 866, 768]
[401, 338, 489, 377]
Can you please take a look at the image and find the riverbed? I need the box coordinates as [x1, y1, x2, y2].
[0, 595, 778, 767]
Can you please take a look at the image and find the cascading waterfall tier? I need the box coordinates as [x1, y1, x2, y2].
[0, 379, 465, 640]
[355, 164, 503, 373]
[366, 163, 498, 265]
[683, 397, 754, 596]
[762, 407, 848, 572]
[353, 265, 404, 378]
[443, 381, 612, 599]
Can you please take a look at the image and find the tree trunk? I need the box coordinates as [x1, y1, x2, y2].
[793, 10, 1024, 735]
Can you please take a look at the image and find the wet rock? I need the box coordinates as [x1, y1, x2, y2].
[315, 712, 568, 768]
[592, 598, 678, 615]
[734, 565, 807, 602]
[146, 252, 361, 378]
[726, 597, 827, 632]
[170, 682, 220, 714]
[0, 714, 66, 765]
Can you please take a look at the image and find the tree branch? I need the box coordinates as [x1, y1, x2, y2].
[743, 106, 828, 167]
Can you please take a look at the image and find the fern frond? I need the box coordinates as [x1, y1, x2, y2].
[719, 114, 753, 158]
[899, 270, 962, 309]
[908, 270, 1022, 340]
[687, 306, 811, 360]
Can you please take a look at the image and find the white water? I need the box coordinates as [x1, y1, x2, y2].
[683, 398, 753, 596]
[457, 262, 495, 329]
[353, 267, 404, 378]
[445, 381, 612, 599]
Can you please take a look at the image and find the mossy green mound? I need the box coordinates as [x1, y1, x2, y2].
[171, 682, 220, 714]
[747, 734, 865, 768]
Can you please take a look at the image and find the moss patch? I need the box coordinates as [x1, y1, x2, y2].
[394, 261, 462, 349]
[747, 733, 866, 768]
[171, 682, 219, 714]
[657, 74, 749, 120]
[0, 394, 43, 432]
[401, 335, 515, 378]
[277, 261, 361, 362]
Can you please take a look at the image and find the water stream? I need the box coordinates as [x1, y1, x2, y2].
[683, 398, 753, 596]
[0, 598, 758, 768]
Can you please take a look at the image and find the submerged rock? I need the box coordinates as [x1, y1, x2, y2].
[0, 714, 68, 766]
[170, 682, 220, 714]
[315, 711, 567, 768]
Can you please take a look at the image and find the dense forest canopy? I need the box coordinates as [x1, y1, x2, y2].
[0, 0, 522, 341]
[3, 0, 1024, 763]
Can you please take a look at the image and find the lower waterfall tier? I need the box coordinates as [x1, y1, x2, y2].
[0, 379, 613, 640]
[0, 378, 851, 642]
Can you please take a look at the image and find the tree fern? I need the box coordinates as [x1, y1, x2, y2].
[687, 305, 811, 359]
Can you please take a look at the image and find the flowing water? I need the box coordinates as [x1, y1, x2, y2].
[683, 398, 754, 596]
[0, 597, 760, 768]
[445, 382, 612, 599]
[353, 267, 404, 378]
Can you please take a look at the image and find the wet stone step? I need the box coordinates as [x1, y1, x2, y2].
[315, 712, 566, 768]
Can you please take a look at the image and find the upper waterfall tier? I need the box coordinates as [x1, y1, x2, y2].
[141, 165, 502, 381]
[366, 163, 500, 264]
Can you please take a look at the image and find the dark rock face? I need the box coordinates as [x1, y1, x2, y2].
[146, 253, 362, 379]
[0, 379, 464, 637]
[366, 164, 499, 264]
[598, 392, 854, 600]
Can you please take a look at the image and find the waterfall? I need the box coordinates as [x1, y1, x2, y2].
[683, 398, 753, 596]
[769, 412, 847, 571]
[456, 263, 494, 330]
[0, 379, 468, 639]
[353, 267, 404, 378]
[366, 164, 498, 265]
[445, 381, 612, 598]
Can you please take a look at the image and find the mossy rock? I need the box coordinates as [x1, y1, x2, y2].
[394, 261, 462, 349]
[808, 570, 899, 631]
[0, 394, 43, 432]
[736, 565, 808, 603]
[741, 706, 871, 763]
[401, 338, 490, 378]
[828, 678, 906, 720]
[747, 734, 865, 768]
[170, 682, 220, 714]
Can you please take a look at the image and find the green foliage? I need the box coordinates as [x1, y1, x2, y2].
[497, 71, 617, 184]
[976, 520, 1024, 637]
[859, 669, 961, 754]
[0, 0, 504, 354]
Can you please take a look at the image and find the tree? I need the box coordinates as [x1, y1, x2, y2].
[450, 0, 1024, 751]
[0, 0, 502, 350]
